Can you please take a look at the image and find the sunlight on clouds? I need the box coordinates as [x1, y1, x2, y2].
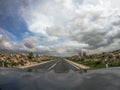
[1, 0, 120, 56]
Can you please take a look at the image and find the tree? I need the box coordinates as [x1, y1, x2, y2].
[28, 52, 34, 60]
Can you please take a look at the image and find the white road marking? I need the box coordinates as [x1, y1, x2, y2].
[48, 61, 59, 70]
[19, 60, 56, 69]
[65, 59, 90, 69]
[65, 60, 80, 69]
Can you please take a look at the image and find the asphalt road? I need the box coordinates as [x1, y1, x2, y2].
[25, 58, 80, 73]
[1, 59, 120, 90]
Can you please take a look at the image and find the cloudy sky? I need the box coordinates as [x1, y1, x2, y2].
[0, 0, 120, 56]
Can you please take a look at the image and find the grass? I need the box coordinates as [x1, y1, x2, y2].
[79, 60, 106, 69]
[68, 58, 120, 69]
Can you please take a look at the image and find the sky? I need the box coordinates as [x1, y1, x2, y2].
[0, 0, 120, 56]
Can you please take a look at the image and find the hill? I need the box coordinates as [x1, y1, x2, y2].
[66, 50, 120, 69]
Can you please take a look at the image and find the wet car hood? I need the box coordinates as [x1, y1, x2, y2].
[0, 67, 120, 90]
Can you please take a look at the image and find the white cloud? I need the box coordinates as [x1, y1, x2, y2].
[0, 28, 29, 52]
[0, 34, 10, 49]
[18, 0, 120, 56]
[0, 34, 26, 52]
[23, 36, 39, 49]
[46, 27, 69, 37]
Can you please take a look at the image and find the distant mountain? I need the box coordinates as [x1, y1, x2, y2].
[0, 49, 29, 54]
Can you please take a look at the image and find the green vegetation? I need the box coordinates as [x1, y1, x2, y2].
[66, 50, 120, 69]
[77, 60, 106, 69]
[67, 58, 106, 69]
[28, 52, 34, 60]
[67, 58, 120, 69]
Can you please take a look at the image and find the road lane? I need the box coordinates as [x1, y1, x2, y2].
[24, 60, 58, 72]
[50, 59, 80, 73]
[1, 58, 120, 90]
[48, 60, 60, 70]
[24, 58, 81, 73]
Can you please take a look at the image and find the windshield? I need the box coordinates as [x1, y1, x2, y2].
[0, 0, 120, 90]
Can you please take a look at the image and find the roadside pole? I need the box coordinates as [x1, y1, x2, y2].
[105, 58, 108, 68]
[2, 62, 4, 67]
[106, 64, 108, 68]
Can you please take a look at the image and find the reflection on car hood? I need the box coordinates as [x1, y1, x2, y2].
[0, 67, 120, 90]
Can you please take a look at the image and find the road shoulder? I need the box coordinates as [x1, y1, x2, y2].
[65, 59, 91, 69]
[18, 60, 56, 69]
